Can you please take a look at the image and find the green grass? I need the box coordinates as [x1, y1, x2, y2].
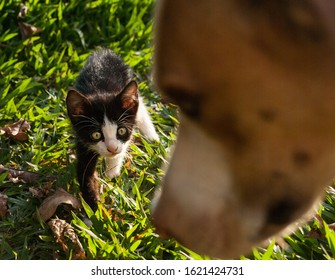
[1, 0, 335, 260]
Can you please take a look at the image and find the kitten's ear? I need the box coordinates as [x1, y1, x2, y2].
[66, 89, 90, 119]
[120, 81, 139, 110]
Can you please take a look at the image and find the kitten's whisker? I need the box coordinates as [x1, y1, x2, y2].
[118, 118, 133, 126]
[75, 114, 95, 121]
[103, 103, 107, 115]
[76, 125, 97, 132]
[125, 151, 132, 160]
[118, 115, 134, 123]
[116, 106, 134, 123]
[116, 108, 130, 122]
[75, 115, 100, 126]
[118, 123, 133, 131]
[74, 121, 95, 127]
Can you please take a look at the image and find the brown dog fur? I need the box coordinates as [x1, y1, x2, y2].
[152, 0, 335, 258]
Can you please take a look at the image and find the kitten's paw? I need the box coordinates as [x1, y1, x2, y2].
[106, 167, 121, 180]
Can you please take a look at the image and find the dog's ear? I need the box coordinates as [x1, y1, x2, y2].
[66, 89, 91, 122]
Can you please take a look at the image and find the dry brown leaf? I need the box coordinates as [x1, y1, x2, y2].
[314, 214, 324, 226]
[48, 218, 86, 259]
[0, 164, 55, 184]
[318, 214, 335, 231]
[18, 3, 28, 18]
[38, 188, 82, 221]
[29, 181, 54, 198]
[329, 223, 335, 231]
[307, 214, 335, 239]
[0, 193, 8, 219]
[16, 2, 42, 40]
[0, 118, 30, 142]
[29, 178, 56, 198]
[18, 22, 42, 39]
[29, 187, 44, 198]
[306, 228, 323, 239]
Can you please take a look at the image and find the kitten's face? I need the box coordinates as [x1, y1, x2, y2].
[89, 115, 132, 157]
[66, 81, 139, 157]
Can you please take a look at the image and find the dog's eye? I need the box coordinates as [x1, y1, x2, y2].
[164, 87, 201, 119]
[239, 0, 325, 43]
[91, 131, 102, 140]
[117, 127, 127, 136]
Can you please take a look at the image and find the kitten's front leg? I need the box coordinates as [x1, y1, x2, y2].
[105, 154, 124, 179]
[76, 142, 100, 210]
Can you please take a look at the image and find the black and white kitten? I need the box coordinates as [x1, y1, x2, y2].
[66, 48, 159, 210]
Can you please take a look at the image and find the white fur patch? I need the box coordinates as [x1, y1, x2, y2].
[136, 97, 159, 141]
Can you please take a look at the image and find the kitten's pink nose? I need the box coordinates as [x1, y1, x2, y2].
[107, 145, 118, 155]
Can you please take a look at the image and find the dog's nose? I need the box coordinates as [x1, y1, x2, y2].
[257, 198, 300, 239]
[266, 198, 299, 226]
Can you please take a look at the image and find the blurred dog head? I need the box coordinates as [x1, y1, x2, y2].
[153, 0, 335, 258]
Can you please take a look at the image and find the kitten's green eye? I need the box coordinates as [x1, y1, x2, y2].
[117, 127, 127, 136]
[91, 131, 102, 140]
